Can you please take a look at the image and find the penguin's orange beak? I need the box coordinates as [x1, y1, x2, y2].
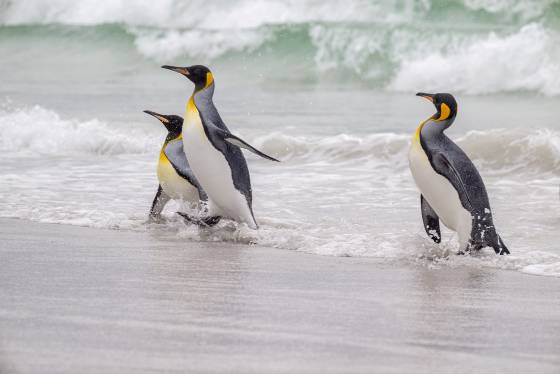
[416, 92, 434, 102]
[161, 65, 190, 77]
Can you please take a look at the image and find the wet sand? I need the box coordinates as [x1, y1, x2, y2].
[0, 218, 559, 373]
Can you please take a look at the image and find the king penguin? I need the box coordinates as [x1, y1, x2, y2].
[161, 64, 279, 229]
[144, 110, 218, 225]
[408, 93, 509, 255]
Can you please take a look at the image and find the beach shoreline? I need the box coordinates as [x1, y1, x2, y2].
[1, 218, 559, 373]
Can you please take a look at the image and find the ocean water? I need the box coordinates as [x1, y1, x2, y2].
[0, 0, 559, 276]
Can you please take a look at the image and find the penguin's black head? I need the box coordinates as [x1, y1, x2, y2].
[416, 92, 457, 122]
[144, 110, 183, 135]
[161, 64, 213, 91]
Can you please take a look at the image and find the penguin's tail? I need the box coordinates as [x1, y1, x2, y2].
[248, 217, 258, 230]
[246, 206, 258, 230]
[491, 235, 510, 255]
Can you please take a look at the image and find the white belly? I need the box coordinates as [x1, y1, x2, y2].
[183, 106, 256, 228]
[408, 140, 472, 247]
[157, 156, 199, 203]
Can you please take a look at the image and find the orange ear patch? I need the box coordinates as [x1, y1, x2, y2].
[436, 103, 451, 121]
[205, 72, 214, 88]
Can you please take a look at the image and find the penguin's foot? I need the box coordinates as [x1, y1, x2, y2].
[457, 246, 475, 256]
[494, 236, 510, 255]
[201, 215, 222, 227]
[498, 248, 509, 255]
[470, 238, 509, 255]
[493, 246, 510, 255]
[177, 212, 222, 227]
[458, 240, 488, 256]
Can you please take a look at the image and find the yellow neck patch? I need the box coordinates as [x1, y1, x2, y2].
[435, 103, 451, 121]
[187, 96, 197, 112]
[205, 72, 214, 89]
[413, 117, 431, 141]
[185, 95, 205, 135]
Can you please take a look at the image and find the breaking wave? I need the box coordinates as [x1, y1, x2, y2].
[0, 105, 158, 155]
[1, 0, 560, 95]
[1, 105, 558, 173]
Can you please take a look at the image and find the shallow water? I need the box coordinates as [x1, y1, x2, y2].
[2, 220, 560, 374]
[0, 0, 559, 277]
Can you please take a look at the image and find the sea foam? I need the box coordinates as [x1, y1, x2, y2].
[0, 106, 157, 155]
[1, 105, 558, 173]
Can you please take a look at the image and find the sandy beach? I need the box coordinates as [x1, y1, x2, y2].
[1, 218, 559, 373]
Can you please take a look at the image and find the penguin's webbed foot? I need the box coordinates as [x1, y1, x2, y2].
[457, 244, 477, 256]
[177, 212, 222, 227]
[493, 245, 510, 255]
[201, 215, 222, 226]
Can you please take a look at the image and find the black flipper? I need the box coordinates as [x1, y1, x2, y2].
[207, 123, 280, 162]
[421, 195, 441, 243]
[430, 152, 473, 211]
[164, 140, 200, 186]
[493, 235, 510, 255]
[177, 212, 222, 227]
[149, 185, 170, 219]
